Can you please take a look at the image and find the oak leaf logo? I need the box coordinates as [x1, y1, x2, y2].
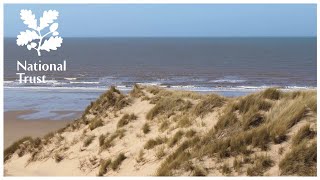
[16, 9, 63, 56]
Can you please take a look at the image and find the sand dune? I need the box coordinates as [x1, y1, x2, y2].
[4, 85, 317, 176]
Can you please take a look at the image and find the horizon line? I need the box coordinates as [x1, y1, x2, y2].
[4, 36, 317, 38]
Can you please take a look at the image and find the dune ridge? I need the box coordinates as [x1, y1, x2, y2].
[4, 85, 317, 176]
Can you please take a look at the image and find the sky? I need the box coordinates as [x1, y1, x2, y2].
[4, 4, 317, 37]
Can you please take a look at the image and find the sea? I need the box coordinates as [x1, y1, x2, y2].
[4, 37, 317, 120]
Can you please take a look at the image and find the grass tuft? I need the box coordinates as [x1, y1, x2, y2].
[111, 153, 126, 170]
[292, 124, 315, 146]
[175, 114, 192, 128]
[83, 135, 95, 147]
[130, 84, 145, 98]
[54, 153, 64, 163]
[261, 88, 282, 100]
[155, 146, 166, 159]
[98, 158, 111, 176]
[221, 163, 231, 175]
[91, 86, 130, 114]
[192, 166, 207, 176]
[144, 137, 167, 150]
[246, 155, 273, 176]
[99, 134, 107, 147]
[142, 123, 151, 134]
[100, 130, 125, 150]
[117, 113, 137, 128]
[168, 130, 184, 147]
[4, 136, 33, 162]
[89, 118, 103, 130]
[186, 129, 196, 138]
[156, 138, 199, 176]
[136, 149, 145, 163]
[279, 142, 316, 176]
[146, 97, 192, 120]
[193, 94, 226, 117]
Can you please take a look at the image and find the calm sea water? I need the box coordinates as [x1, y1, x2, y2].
[4, 37, 316, 90]
[4, 37, 317, 119]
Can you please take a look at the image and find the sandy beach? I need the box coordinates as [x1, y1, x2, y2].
[4, 110, 79, 148]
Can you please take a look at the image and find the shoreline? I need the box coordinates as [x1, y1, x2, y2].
[4, 84, 316, 93]
[4, 86, 316, 149]
[4, 110, 77, 148]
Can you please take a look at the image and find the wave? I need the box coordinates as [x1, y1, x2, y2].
[64, 77, 77, 80]
[3, 76, 315, 92]
[70, 81, 100, 84]
[210, 76, 247, 83]
[4, 84, 315, 93]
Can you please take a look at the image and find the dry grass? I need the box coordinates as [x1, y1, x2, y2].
[54, 153, 63, 163]
[99, 134, 108, 147]
[221, 163, 231, 175]
[130, 84, 145, 98]
[236, 95, 272, 114]
[98, 158, 111, 176]
[279, 142, 316, 176]
[242, 111, 264, 130]
[153, 88, 316, 176]
[4, 136, 33, 162]
[142, 123, 151, 134]
[156, 137, 199, 176]
[193, 94, 226, 117]
[146, 86, 203, 100]
[214, 110, 238, 132]
[155, 146, 166, 160]
[111, 153, 126, 170]
[233, 158, 242, 172]
[4, 87, 316, 176]
[186, 129, 196, 138]
[117, 113, 137, 128]
[83, 135, 95, 147]
[89, 118, 103, 130]
[261, 88, 282, 100]
[168, 130, 184, 147]
[175, 114, 192, 128]
[145, 86, 162, 95]
[82, 101, 94, 119]
[43, 132, 55, 142]
[146, 97, 192, 120]
[292, 124, 315, 146]
[159, 119, 170, 132]
[192, 166, 207, 176]
[144, 137, 167, 150]
[246, 155, 273, 176]
[267, 97, 307, 144]
[283, 90, 316, 110]
[101, 130, 125, 150]
[91, 86, 131, 114]
[136, 149, 145, 163]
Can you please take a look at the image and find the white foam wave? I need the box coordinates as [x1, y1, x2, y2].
[3, 84, 315, 93]
[210, 79, 246, 83]
[70, 81, 100, 84]
[64, 77, 77, 80]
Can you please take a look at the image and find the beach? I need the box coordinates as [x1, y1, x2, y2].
[4, 110, 78, 148]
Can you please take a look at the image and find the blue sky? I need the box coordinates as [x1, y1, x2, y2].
[4, 4, 316, 37]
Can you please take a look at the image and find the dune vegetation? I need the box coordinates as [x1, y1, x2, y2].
[4, 85, 317, 176]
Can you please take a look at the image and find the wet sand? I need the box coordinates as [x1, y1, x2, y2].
[4, 110, 81, 148]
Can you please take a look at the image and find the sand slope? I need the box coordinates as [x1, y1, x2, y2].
[4, 86, 317, 176]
